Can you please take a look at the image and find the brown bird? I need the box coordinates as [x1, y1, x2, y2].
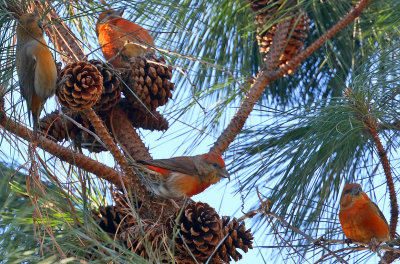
[16, 13, 57, 138]
[339, 183, 390, 250]
[137, 153, 229, 198]
[96, 8, 155, 68]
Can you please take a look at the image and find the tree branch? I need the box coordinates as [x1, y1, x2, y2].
[0, 99, 125, 188]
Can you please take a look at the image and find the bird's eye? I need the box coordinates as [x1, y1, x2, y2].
[345, 189, 352, 194]
[37, 21, 43, 31]
[212, 163, 218, 167]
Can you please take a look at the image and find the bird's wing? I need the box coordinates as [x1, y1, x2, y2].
[138, 157, 199, 176]
[370, 201, 389, 227]
[19, 46, 37, 118]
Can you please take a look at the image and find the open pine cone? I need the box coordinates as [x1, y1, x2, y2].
[248, 0, 309, 74]
[92, 206, 127, 234]
[119, 224, 169, 261]
[39, 110, 74, 141]
[171, 202, 222, 263]
[39, 109, 106, 152]
[122, 52, 174, 111]
[118, 99, 169, 131]
[89, 59, 123, 112]
[215, 216, 254, 263]
[57, 61, 103, 111]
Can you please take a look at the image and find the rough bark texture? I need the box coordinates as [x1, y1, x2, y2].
[109, 106, 152, 161]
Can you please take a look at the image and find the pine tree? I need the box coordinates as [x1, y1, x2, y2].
[0, 0, 399, 263]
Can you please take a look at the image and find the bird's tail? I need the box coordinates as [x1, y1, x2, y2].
[32, 111, 39, 139]
[30, 95, 44, 139]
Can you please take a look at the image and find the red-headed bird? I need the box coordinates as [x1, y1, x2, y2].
[16, 13, 57, 138]
[339, 183, 390, 250]
[137, 153, 229, 198]
[96, 8, 155, 68]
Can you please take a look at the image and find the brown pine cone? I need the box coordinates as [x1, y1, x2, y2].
[247, 0, 297, 14]
[214, 216, 254, 263]
[72, 113, 107, 153]
[39, 109, 107, 152]
[39, 110, 74, 141]
[92, 206, 126, 235]
[248, 0, 309, 74]
[171, 202, 222, 263]
[257, 12, 309, 74]
[122, 53, 174, 111]
[57, 61, 103, 111]
[119, 224, 168, 260]
[89, 59, 123, 112]
[119, 99, 169, 131]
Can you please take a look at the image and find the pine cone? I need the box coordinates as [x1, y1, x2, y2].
[172, 202, 222, 263]
[57, 61, 103, 111]
[215, 216, 254, 263]
[39, 110, 74, 141]
[40, 109, 107, 152]
[120, 224, 167, 260]
[119, 99, 169, 131]
[248, 0, 309, 74]
[89, 59, 123, 112]
[72, 113, 107, 153]
[92, 206, 126, 235]
[122, 53, 174, 111]
[247, 0, 296, 13]
[92, 205, 137, 235]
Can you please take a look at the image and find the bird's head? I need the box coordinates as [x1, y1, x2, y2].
[198, 153, 230, 184]
[96, 8, 125, 35]
[17, 13, 43, 39]
[339, 183, 368, 209]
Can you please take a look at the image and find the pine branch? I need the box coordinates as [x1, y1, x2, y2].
[109, 106, 152, 161]
[364, 116, 398, 239]
[210, 0, 372, 154]
[83, 108, 149, 200]
[0, 98, 125, 188]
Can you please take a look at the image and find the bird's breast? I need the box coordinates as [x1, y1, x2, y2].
[34, 46, 57, 99]
[339, 200, 389, 243]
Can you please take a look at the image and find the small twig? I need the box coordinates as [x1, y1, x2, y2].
[59, 109, 108, 150]
[314, 246, 363, 264]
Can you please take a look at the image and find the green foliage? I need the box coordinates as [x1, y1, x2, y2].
[230, 46, 400, 261]
[0, 162, 148, 263]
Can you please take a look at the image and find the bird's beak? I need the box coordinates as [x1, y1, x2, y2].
[352, 186, 361, 196]
[221, 168, 230, 180]
[116, 7, 125, 17]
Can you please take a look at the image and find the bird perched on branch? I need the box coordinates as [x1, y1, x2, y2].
[135, 153, 229, 198]
[16, 13, 57, 138]
[96, 8, 155, 68]
[339, 183, 390, 250]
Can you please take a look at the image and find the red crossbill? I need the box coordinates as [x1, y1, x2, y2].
[96, 8, 155, 68]
[16, 13, 57, 138]
[137, 153, 229, 198]
[339, 183, 390, 250]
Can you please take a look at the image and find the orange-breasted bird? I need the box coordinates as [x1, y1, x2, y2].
[339, 183, 390, 250]
[16, 13, 57, 138]
[136, 153, 229, 198]
[96, 8, 155, 68]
